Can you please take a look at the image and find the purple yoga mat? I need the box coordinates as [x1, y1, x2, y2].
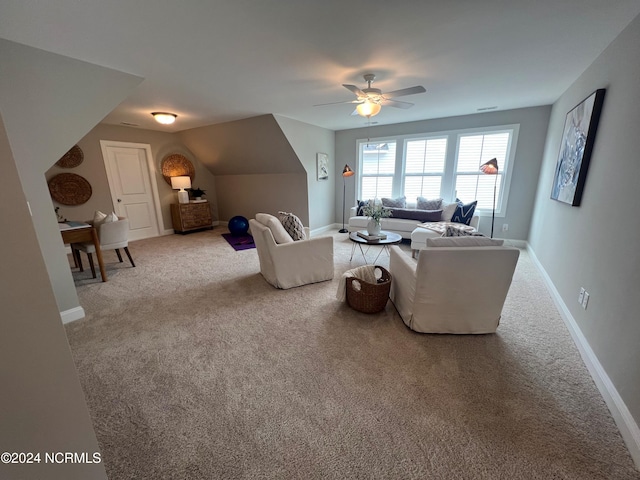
[221, 233, 255, 251]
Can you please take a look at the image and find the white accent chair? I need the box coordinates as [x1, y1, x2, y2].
[389, 239, 519, 334]
[74, 217, 135, 278]
[249, 215, 333, 289]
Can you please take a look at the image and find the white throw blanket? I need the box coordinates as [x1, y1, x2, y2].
[336, 265, 380, 301]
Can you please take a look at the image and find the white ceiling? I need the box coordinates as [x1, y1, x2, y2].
[2, 0, 640, 133]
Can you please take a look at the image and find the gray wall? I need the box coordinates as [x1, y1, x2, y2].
[335, 107, 551, 239]
[529, 15, 640, 427]
[275, 115, 335, 230]
[48, 124, 219, 232]
[180, 114, 309, 224]
[0, 39, 142, 480]
[215, 173, 307, 223]
[0, 39, 142, 314]
[0, 115, 107, 480]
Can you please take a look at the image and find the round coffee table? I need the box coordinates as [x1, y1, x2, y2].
[349, 231, 402, 264]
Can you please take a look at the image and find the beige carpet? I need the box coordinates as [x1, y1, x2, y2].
[65, 229, 639, 479]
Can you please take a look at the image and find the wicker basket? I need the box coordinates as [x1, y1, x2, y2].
[346, 266, 392, 314]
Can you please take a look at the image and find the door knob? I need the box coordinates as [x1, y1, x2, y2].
[117, 199, 122, 203]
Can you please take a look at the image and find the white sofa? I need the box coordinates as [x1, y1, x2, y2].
[249, 215, 334, 289]
[389, 237, 520, 334]
[348, 201, 479, 240]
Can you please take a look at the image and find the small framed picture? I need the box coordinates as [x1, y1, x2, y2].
[317, 152, 329, 181]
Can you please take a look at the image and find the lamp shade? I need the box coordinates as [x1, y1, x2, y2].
[171, 176, 191, 190]
[152, 112, 177, 125]
[480, 158, 499, 174]
[356, 101, 381, 118]
[342, 164, 355, 177]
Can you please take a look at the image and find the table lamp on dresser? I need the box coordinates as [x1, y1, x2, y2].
[171, 176, 191, 204]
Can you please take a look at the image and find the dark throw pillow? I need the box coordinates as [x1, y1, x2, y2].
[385, 208, 442, 222]
[356, 200, 369, 216]
[451, 200, 477, 225]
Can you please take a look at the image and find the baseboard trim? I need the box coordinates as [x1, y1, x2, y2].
[60, 306, 85, 324]
[311, 224, 338, 236]
[502, 238, 527, 248]
[527, 245, 640, 468]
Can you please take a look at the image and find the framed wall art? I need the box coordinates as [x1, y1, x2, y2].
[551, 88, 606, 206]
[317, 152, 329, 181]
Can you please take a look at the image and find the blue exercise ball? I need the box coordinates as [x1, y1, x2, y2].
[228, 215, 249, 236]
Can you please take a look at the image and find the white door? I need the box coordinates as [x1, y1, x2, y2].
[100, 141, 162, 241]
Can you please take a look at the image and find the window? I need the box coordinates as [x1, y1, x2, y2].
[360, 141, 396, 199]
[404, 137, 447, 199]
[454, 131, 511, 212]
[356, 125, 518, 216]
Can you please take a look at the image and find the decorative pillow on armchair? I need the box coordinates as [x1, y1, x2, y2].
[381, 196, 406, 208]
[278, 211, 307, 241]
[451, 200, 478, 225]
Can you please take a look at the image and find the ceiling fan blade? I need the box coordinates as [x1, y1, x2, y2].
[314, 99, 361, 107]
[381, 98, 414, 109]
[383, 85, 426, 98]
[343, 84, 366, 97]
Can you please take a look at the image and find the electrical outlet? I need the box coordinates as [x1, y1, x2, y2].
[502, 224, 509, 232]
[578, 287, 585, 305]
[582, 291, 590, 309]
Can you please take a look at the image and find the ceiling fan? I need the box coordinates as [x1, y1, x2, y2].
[315, 73, 426, 118]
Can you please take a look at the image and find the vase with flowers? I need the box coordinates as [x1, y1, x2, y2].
[362, 202, 392, 236]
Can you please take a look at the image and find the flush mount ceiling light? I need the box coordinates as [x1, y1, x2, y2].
[151, 112, 177, 125]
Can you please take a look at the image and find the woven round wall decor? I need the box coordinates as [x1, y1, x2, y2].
[55, 144, 84, 168]
[161, 154, 195, 185]
[48, 173, 92, 205]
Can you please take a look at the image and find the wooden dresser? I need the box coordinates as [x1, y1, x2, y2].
[171, 202, 213, 233]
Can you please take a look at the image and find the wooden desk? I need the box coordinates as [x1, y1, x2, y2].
[59, 223, 107, 282]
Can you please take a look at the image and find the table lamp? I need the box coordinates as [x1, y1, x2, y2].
[171, 176, 191, 204]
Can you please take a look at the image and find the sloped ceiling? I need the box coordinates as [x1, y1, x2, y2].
[0, 38, 143, 172]
[179, 115, 305, 176]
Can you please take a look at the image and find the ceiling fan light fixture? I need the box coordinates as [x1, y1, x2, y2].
[356, 101, 381, 118]
[152, 112, 177, 124]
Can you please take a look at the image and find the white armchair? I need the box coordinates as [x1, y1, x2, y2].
[74, 217, 135, 278]
[249, 215, 333, 289]
[389, 239, 519, 334]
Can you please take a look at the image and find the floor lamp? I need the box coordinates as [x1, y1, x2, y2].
[479, 158, 498, 238]
[339, 164, 355, 233]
